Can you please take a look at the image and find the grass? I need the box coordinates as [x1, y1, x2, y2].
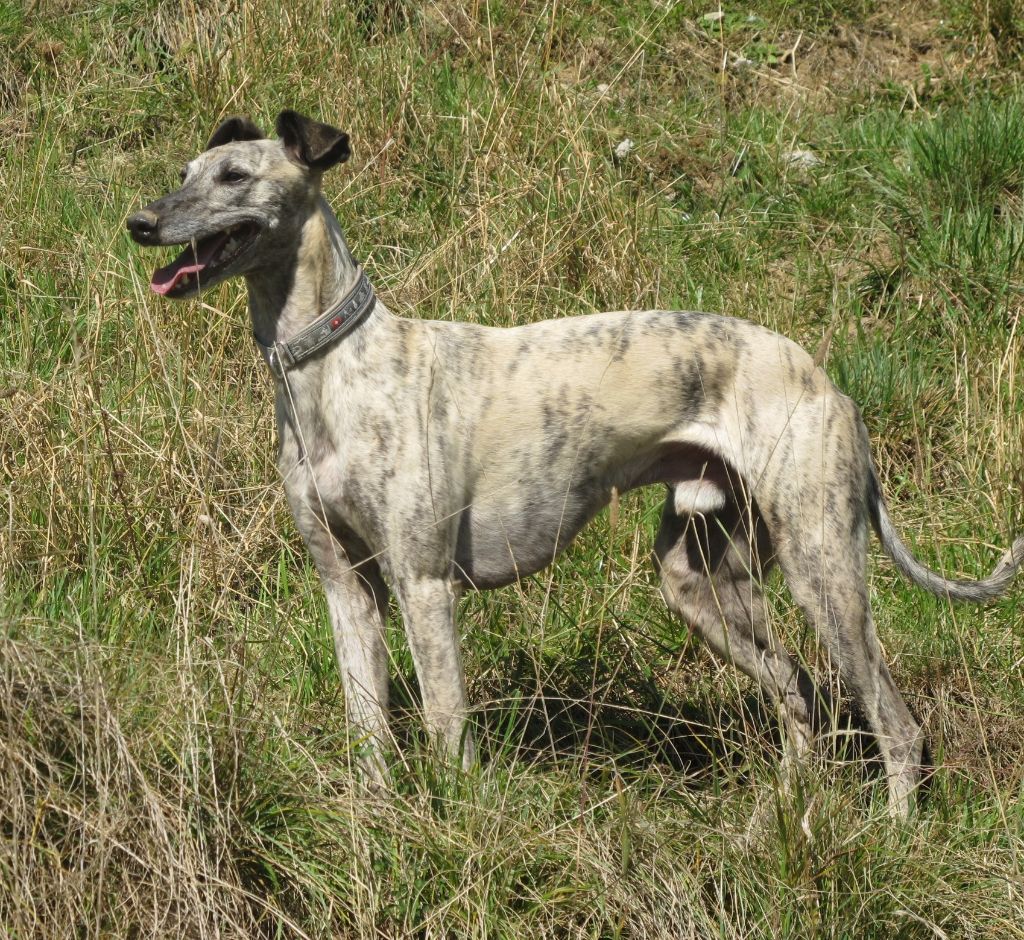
[2, 0, 1023, 936]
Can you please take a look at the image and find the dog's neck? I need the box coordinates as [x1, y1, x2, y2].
[245, 196, 376, 350]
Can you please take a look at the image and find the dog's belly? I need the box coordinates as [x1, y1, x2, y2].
[452, 485, 609, 589]
[451, 441, 730, 589]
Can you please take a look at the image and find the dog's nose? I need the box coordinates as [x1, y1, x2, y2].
[127, 208, 159, 243]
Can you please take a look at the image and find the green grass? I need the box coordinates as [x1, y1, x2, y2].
[2, 0, 1023, 936]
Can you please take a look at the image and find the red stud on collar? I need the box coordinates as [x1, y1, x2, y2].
[331, 316, 344, 330]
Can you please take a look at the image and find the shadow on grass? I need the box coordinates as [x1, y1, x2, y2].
[389, 646, 920, 796]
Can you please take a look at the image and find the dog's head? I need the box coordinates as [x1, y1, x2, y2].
[127, 110, 350, 298]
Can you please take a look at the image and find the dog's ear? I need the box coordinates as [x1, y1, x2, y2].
[275, 110, 351, 171]
[205, 116, 265, 150]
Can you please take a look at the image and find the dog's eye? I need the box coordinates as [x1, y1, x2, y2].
[220, 168, 249, 184]
[179, 168, 187, 183]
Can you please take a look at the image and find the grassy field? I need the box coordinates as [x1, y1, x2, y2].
[2, 0, 1023, 935]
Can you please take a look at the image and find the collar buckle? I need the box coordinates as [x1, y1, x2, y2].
[266, 346, 285, 379]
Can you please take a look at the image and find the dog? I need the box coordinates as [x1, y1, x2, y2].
[127, 110, 1023, 816]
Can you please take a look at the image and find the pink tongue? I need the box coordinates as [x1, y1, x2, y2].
[150, 231, 230, 295]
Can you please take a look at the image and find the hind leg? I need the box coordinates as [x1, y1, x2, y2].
[765, 398, 924, 816]
[775, 519, 925, 817]
[654, 495, 827, 779]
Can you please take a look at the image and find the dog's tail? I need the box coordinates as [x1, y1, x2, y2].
[868, 468, 1024, 603]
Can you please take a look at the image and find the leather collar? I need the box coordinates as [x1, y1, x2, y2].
[254, 269, 375, 379]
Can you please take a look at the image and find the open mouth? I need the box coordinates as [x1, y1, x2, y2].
[150, 222, 260, 296]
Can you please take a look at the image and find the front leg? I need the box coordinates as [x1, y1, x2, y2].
[293, 507, 392, 784]
[395, 576, 475, 768]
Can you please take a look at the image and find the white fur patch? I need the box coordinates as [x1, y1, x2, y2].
[673, 480, 727, 516]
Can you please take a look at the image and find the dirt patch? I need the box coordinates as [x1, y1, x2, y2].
[666, 4, 1003, 113]
[798, 14, 992, 110]
[922, 680, 1024, 792]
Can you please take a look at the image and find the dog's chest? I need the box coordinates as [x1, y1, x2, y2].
[276, 382, 356, 496]
[275, 376, 422, 544]
[279, 430, 389, 551]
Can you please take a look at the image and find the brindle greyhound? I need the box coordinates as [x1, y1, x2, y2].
[128, 110, 1022, 816]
